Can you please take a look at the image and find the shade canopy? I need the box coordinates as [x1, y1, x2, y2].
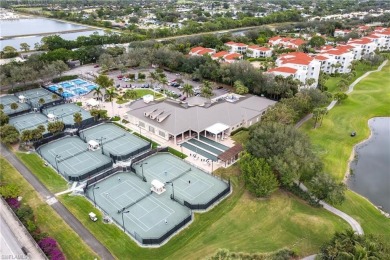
[205, 122, 230, 135]
[151, 179, 164, 189]
[86, 98, 99, 107]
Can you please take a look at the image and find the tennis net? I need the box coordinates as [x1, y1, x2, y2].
[102, 133, 126, 145]
[168, 168, 192, 183]
[117, 192, 152, 213]
[57, 148, 88, 162]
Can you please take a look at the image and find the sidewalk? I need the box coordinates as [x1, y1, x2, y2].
[0, 198, 47, 260]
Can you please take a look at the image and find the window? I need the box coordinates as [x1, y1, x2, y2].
[139, 121, 145, 128]
[159, 130, 165, 137]
[149, 126, 155, 133]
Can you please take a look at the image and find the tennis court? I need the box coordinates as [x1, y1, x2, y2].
[9, 113, 48, 132]
[17, 88, 59, 108]
[132, 153, 230, 205]
[0, 95, 31, 115]
[80, 123, 150, 160]
[85, 172, 191, 244]
[42, 103, 93, 126]
[38, 136, 112, 181]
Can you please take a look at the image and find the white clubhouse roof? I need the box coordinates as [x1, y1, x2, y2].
[205, 123, 230, 135]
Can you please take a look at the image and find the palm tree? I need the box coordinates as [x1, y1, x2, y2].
[159, 77, 168, 94]
[105, 87, 117, 115]
[73, 112, 83, 128]
[10, 102, 18, 112]
[201, 81, 213, 99]
[123, 89, 137, 100]
[37, 124, 45, 133]
[52, 94, 58, 100]
[0, 104, 4, 110]
[93, 85, 103, 102]
[20, 130, 33, 145]
[95, 74, 114, 89]
[182, 83, 194, 97]
[38, 98, 45, 106]
[58, 88, 64, 97]
[90, 109, 100, 121]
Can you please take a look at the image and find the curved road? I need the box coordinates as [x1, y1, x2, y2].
[1, 144, 115, 260]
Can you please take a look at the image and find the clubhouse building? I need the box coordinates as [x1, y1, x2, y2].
[127, 94, 276, 144]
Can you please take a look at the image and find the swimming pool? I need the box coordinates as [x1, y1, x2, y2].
[72, 79, 87, 85]
[86, 85, 97, 90]
[62, 92, 74, 98]
[73, 88, 88, 95]
[48, 85, 58, 91]
[59, 82, 73, 88]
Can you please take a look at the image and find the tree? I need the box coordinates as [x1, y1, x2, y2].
[31, 127, 44, 141]
[319, 230, 390, 260]
[105, 88, 117, 115]
[201, 81, 213, 99]
[313, 107, 328, 128]
[52, 60, 69, 77]
[123, 90, 137, 100]
[309, 173, 346, 204]
[240, 153, 279, 197]
[38, 98, 45, 106]
[93, 85, 103, 102]
[233, 80, 249, 95]
[73, 112, 83, 128]
[52, 94, 58, 100]
[98, 53, 115, 71]
[0, 183, 20, 199]
[20, 43, 30, 52]
[10, 103, 18, 112]
[2, 46, 18, 58]
[247, 122, 323, 186]
[334, 92, 348, 103]
[182, 83, 194, 97]
[90, 109, 100, 121]
[308, 36, 326, 48]
[20, 130, 33, 145]
[0, 111, 9, 126]
[0, 104, 3, 110]
[95, 74, 114, 90]
[0, 125, 19, 144]
[262, 103, 297, 125]
[337, 78, 349, 91]
[305, 78, 316, 87]
[58, 88, 64, 96]
[47, 121, 64, 135]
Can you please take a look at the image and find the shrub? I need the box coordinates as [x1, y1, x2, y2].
[110, 116, 121, 121]
[230, 127, 248, 136]
[167, 147, 187, 159]
[132, 132, 158, 148]
[38, 237, 65, 260]
[7, 83, 40, 94]
[0, 183, 21, 198]
[52, 75, 77, 83]
[121, 119, 129, 124]
[76, 102, 82, 106]
[6, 197, 20, 210]
[16, 204, 34, 223]
[284, 183, 321, 207]
[138, 72, 146, 79]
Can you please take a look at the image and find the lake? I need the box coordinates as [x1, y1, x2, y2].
[347, 117, 390, 213]
[0, 18, 104, 50]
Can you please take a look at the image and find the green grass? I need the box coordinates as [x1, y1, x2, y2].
[302, 62, 390, 181]
[325, 62, 375, 93]
[231, 129, 250, 146]
[116, 89, 163, 104]
[301, 61, 390, 237]
[0, 157, 98, 260]
[59, 166, 348, 259]
[16, 152, 69, 193]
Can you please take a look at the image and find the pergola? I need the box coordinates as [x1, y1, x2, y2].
[204, 123, 230, 141]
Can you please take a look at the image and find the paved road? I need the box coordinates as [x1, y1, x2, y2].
[1, 144, 115, 260]
[0, 214, 29, 259]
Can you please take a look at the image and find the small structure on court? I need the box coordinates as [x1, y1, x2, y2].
[151, 179, 166, 194]
[88, 140, 100, 151]
[143, 94, 154, 104]
[18, 95, 26, 103]
[47, 113, 56, 122]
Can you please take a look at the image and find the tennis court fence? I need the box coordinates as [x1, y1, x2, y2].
[117, 192, 152, 213]
[66, 161, 113, 182]
[183, 180, 231, 211]
[84, 166, 122, 190]
[167, 168, 191, 183]
[129, 147, 169, 172]
[34, 132, 70, 149]
[40, 99, 65, 110]
[7, 108, 32, 118]
[109, 144, 151, 163]
[57, 148, 88, 162]
[137, 214, 192, 245]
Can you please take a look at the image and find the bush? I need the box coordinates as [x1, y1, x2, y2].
[6, 197, 20, 210]
[284, 183, 321, 207]
[138, 72, 146, 79]
[38, 237, 65, 260]
[7, 83, 40, 94]
[230, 127, 248, 136]
[121, 119, 129, 124]
[110, 116, 121, 121]
[167, 147, 187, 159]
[52, 75, 77, 83]
[133, 132, 159, 148]
[76, 102, 82, 106]
[16, 204, 34, 223]
[0, 183, 21, 198]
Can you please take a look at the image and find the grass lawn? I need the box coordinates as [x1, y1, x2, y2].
[0, 157, 98, 260]
[231, 129, 250, 146]
[16, 152, 69, 193]
[301, 62, 390, 237]
[59, 165, 348, 259]
[116, 89, 163, 104]
[325, 62, 376, 93]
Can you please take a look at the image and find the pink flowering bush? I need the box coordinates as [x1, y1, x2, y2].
[6, 197, 20, 209]
[38, 237, 65, 260]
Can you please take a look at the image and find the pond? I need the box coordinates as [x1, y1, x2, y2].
[347, 117, 390, 213]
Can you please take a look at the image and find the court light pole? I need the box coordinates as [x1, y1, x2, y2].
[92, 185, 100, 208]
[121, 209, 130, 232]
[140, 162, 148, 182]
[97, 137, 106, 154]
[55, 155, 61, 172]
[166, 181, 174, 200]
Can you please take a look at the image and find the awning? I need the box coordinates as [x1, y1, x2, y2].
[218, 144, 243, 162]
[205, 123, 230, 135]
[86, 98, 99, 107]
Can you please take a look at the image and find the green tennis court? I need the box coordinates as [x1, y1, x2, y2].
[80, 123, 150, 159]
[18, 88, 59, 107]
[85, 172, 191, 244]
[0, 95, 31, 115]
[42, 103, 92, 126]
[9, 113, 48, 132]
[132, 153, 230, 205]
[38, 136, 112, 181]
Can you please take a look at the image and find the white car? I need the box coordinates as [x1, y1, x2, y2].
[154, 86, 161, 91]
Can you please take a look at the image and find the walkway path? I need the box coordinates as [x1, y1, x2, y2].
[295, 59, 388, 129]
[1, 143, 114, 260]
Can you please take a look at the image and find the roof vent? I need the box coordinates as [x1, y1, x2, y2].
[150, 110, 164, 120]
[157, 113, 171, 123]
[144, 109, 157, 117]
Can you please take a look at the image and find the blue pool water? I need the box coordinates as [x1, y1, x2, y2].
[73, 88, 88, 95]
[72, 79, 87, 85]
[48, 85, 58, 91]
[62, 92, 74, 98]
[60, 82, 73, 88]
[86, 85, 97, 90]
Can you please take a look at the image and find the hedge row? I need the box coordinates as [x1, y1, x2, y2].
[7, 83, 40, 94]
[52, 75, 78, 83]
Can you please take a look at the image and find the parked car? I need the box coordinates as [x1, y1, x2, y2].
[217, 86, 224, 89]
[154, 86, 161, 91]
[180, 96, 187, 101]
[93, 64, 99, 68]
[117, 75, 124, 79]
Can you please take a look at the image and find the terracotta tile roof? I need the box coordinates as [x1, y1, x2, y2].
[248, 45, 271, 51]
[218, 143, 243, 162]
[225, 41, 248, 47]
[279, 52, 313, 65]
[212, 51, 229, 58]
[268, 66, 297, 74]
[224, 53, 242, 60]
[197, 48, 214, 55]
[269, 36, 282, 42]
[348, 37, 373, 45]
[189, 47, 205, 54]
[315, 55, 329, 61]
